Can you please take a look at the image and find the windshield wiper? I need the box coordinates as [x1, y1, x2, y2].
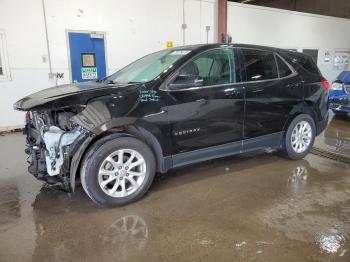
[96, 77, 106, 83]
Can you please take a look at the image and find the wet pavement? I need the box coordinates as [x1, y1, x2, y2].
[314, 113, 350, 157]
[0, 115, 350, 262]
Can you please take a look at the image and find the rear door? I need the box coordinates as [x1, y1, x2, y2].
[240, 48, 303, 149]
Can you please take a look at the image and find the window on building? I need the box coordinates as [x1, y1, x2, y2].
[0, 31, 10, 80]
[241, 49, 278, 82]
[81, 53, 96, 67]
[0, 48, 3, 76]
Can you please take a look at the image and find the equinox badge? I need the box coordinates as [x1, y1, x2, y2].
[174, 128, 201, 136]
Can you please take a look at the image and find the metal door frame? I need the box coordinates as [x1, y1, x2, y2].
[66, 29, 109, 82]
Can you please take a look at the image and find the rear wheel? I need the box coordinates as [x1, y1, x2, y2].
[81, 136, 156, 208]
[282, 114, 316, 160]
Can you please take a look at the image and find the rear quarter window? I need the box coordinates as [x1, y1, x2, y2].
[298, 57, 320, 75]
[282, 52, 321, 82]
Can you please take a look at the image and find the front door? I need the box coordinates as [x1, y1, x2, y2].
[163, 47, 245, 157]
[68, 32, 107, 82]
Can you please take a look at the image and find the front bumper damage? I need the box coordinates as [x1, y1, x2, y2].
[25, 123, 92, 191]
[329, 93, 350, 113]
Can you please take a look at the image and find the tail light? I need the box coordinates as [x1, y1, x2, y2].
[321, 79, 330, 91]
[25, 111, 32, 124]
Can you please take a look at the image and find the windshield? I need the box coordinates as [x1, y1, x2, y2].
[104, 49, 191, 84]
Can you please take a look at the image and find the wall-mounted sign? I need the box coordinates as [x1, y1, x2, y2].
[166, 41, 173, 49]
[82, 67, 98, 80]
[90, 33, 104, 39]
[334, 49, 349, 70]
[324, 50, 331, 63]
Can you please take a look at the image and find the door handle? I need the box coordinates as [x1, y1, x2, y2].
[286, 83, 301, 88]
[225, 87, 244, 96]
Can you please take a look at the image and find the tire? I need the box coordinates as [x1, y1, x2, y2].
[81, 136, 156, 208]
[281, 114, 316, 160]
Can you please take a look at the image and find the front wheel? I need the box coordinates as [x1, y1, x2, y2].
[81, 136, 156, 208]
[282, 114, 316, 160]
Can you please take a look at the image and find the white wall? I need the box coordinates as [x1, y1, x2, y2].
[0, 0, 216, 128]
[227, 2, 350, 83]
[3, 1, 348, 128]
[0, 0, 51, 129]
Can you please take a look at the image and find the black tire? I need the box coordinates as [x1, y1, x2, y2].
[81, 136, 156, 208]
[281, 114, 316, 160]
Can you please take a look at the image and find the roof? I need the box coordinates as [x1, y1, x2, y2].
[171, 43, 290, 53]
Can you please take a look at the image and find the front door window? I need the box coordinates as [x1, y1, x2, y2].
[177, 48, 236, 87]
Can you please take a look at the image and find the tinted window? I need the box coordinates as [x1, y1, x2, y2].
[299, 57, 320, 75]
[276, 55, 292, 77]
[179, 48, 235, 86]
[241, 49, 278, 81]
[286, 52, 320, 77]
[302, 49, 318, 64]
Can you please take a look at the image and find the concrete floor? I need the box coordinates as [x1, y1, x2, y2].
[0, 115, 349, 262]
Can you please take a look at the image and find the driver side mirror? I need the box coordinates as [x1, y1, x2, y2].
[168, 75, 204, 90]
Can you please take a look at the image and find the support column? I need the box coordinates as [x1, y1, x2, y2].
[217, 0, 227, 42]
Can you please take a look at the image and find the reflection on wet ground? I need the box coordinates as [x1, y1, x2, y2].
[315, 113, 350, 156]
[0, 123, 350, 261]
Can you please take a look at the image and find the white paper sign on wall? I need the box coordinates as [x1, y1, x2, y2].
[334, 49, 350, 70]
[81, 67, 98, 80]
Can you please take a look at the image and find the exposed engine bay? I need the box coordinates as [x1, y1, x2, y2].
[25, 109, 87, 190]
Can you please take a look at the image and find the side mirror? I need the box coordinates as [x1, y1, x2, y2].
[168, 75, 204, 90]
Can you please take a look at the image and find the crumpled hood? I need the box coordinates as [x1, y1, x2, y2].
[14, 82, 137, 111]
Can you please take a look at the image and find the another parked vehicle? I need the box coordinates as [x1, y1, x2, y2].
[14, 44, 329, 207]
[329, 71, 350, 116]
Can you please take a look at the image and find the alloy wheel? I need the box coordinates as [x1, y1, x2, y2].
[98, 149, 146, 198]
[291, 121, 312, 153]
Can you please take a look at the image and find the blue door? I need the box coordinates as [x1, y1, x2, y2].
[68, 32, 106, 82]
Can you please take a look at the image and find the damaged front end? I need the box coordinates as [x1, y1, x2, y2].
[24, 109, 91, 191]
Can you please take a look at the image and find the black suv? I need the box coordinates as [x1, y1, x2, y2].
[14, 44, 329, 207]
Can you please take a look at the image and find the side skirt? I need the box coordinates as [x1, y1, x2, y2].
[163, 132, 284, 171]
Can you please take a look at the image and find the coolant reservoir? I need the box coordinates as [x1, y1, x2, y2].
[43, 126, 81, 176]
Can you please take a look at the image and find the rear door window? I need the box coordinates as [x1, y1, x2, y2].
[276, 55, 293, 78]
[241, 49, 278, 82]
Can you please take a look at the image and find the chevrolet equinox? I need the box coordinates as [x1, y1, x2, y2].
[14, 44, 329, 207]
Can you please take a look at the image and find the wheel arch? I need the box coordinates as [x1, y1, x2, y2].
[69, 125, 170, 192]
[282, 102, 318, 134]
